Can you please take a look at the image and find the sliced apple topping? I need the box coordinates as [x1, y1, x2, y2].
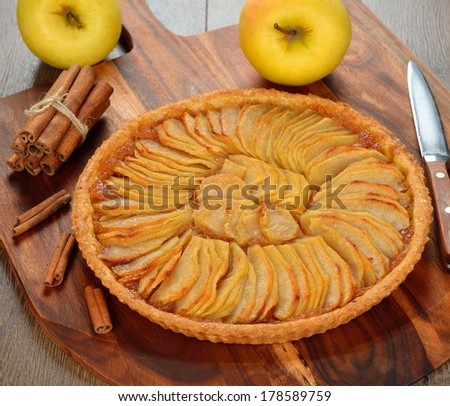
[219, 106, 241, 138]
[202, 243, 249, 319]
[235, 104, 273, 155]
[301, 212, 389, 279]
[262, 245, 300, 320]
[96, 207, 192, 247]
[305, 145, 389, 185]
[193, 113, 239, 155]
[174, 238, 229, 318]
[149, 235, 202, 307]
[322, 157, 407, 191]
[86, 96, 421, 329]
[112, 230, 192, 284]
[247, 245, 278, 322]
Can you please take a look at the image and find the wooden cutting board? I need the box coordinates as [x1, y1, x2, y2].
[1, 0, 449, 385]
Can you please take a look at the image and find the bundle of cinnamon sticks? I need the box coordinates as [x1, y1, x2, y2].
[7, 64, 113, 176]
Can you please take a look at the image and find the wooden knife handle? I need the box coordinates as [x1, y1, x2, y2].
[425, 160, 450, 270]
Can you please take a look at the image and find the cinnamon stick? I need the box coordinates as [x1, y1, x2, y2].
[37, 66, 97, 155]
[27, 142, 44, 157]
[24, 154, 41, 169]
[7, 154, 25, 172]
[19, 64, 81, 143]
[84, 285, 113, 334]
[40, 154, 63, 176]
[11, 135, 27, 154]
[44, 233, 76, 287]
[24, 154, 42, 176]
[25, 160, 41, 176]
[7, 64, 113, 176]
[56, 81, 113, 162]
[13, 189, 71, 236]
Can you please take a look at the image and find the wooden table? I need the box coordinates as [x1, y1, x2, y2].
[1, 0, 449, 386]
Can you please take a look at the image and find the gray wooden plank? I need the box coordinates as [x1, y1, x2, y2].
[362, 0, 449, 88]
[207, 0, 246, 31]
[147, 0, 207, 36]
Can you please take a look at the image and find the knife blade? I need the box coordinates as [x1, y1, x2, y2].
[407, 60, 450, 270]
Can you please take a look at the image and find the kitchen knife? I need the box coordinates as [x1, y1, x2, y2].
[408, 60, 450, 270]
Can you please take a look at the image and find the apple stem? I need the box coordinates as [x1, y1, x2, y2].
[273, 23, 297, 36]
[65, 10, 82, 29]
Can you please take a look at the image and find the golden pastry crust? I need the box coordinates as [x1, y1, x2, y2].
[72, 88, 432, 344]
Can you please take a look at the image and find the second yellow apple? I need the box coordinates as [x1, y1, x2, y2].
[239, 0, 352, 86]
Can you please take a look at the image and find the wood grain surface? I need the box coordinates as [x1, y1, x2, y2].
[1, 0, 449, 386]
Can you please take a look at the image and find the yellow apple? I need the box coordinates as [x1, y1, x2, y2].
[17, 0, 122, 69]
[239, 0, 352, 86]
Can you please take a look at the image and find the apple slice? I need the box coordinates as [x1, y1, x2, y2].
[251, 106, 292, 162]
[218, 158, 247, 178]
[301, 213, 389, 279]
[307, 223, 376, 289]
[282, 116, 344, 160]
[322, 157, 407, 191]
[137, 138, 219, 172]
[181, 112, 227, 156]
[340, 210, 404, 251]
[336, 193, 410, 231]
[116, 156, 203, 190]
[259, 205, 301, 244]
[297, 236, 344, 311]
[173, 238, 216, 316]
[225, 154, 310, 214]
[96, 208, 192, 247]
[96, 208, 191, 233]
[230, 155, 281, 202]
[277, 169, 310, 215]
[291, 240, 329, 311]
[316, 237, 355, 305]
[275, 244, 312, 315]
[103, 175, 192, 212]
[157, 123, 214, 162]
[186, 112, 235, 155]
[298, 133, 358, 172]
[263, 245, 300, 320]
[113, 230, 192, 282]
[138, 251, 182, 299]
[314, 180, 411, 207]
[202, 243, 249, 319]
[206, 110, 242, 154]
[264, 108, 304, 167]
[236, 104, 273, 156]
[312, 208, 403, 258]
[273, 110, 322, 169]
[99, 234, 170, 263]
[247, 106, 287, 160]
[306, 146, 389, 185]
[193, 207, 228, 240]
[287, 124, 354, 173]
[128, 149, 206, 178]
[113, 160, 177, 184]
[219, 106, 241, 138]
[206, 109, 222, 136]
[247, 245, 278, 322]
[189, 239, 230, 317]
[149, 236, 202, 307]
[233, 211, 266, 247]
[226, 256, 257, 324]
[195, 173, 246, 205]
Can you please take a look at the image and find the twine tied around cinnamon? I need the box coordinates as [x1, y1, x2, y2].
[24, 88, 89, 143]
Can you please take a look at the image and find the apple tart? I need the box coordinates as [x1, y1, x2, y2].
[72, 88, 432, 344]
